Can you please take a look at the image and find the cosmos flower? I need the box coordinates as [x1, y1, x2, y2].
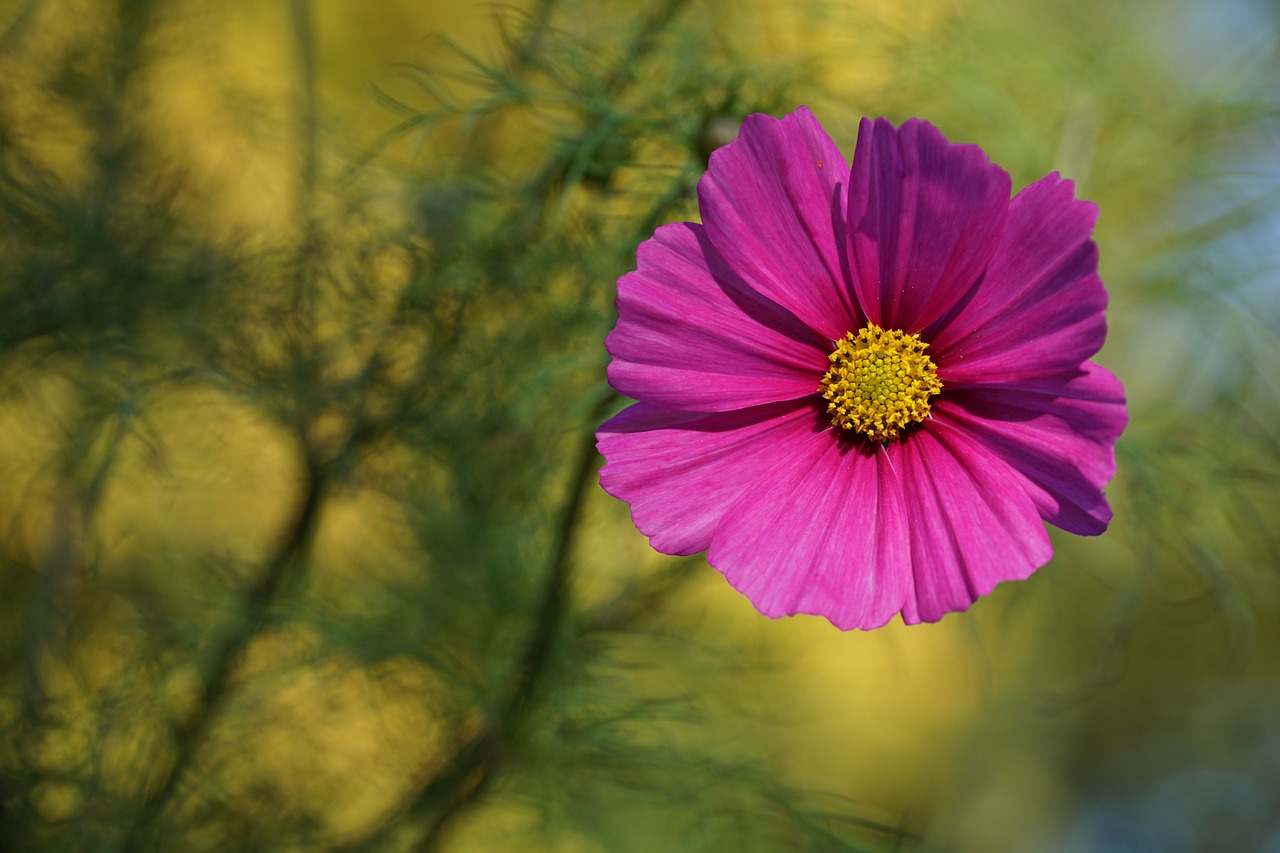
[596, 108, 1126, 629]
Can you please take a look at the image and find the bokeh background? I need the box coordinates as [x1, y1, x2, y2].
[1, 0, 1279, 850]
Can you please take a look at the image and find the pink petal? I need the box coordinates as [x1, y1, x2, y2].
[933, 362, 1126, 536]
[696, 107, 857, 340]
[596, 401, 819, 556]
[895, 422, 1054, 624]
[597, 111, 1127, 633]
[846, 118, 1011, 333]
[606, 222, 830, 412]
[931, 173, 1107, 384]
[707, 431, 911, 631]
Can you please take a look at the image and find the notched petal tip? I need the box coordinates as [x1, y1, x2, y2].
[604, 221, 829, 412]
[847, 114, 1013, 332]
[695, 106, 856, 339]
[598, 402, 820, 558]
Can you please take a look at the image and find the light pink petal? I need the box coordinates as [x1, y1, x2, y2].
[933, 362, 1126, 536]
[931, 173, 1107, 384]
[706, 434, 911, 631]
[895, 422, 1053, 624]
[846, 118, 1011, 333]
[606, 222, 830, 411]
[596, 401, 819, 556]
[697, 107, 857, 340]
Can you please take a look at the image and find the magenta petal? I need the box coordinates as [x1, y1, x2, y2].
[707, 435, 910, 631]
[932, 173, 1107, 383]
[597, 401, 818, 556]
[696, 107, 857, 340]
[895, 423, 1054, 624]
[598, 109, 1127, 632]
[934, 362, 1127, 535]
[606, 222, 829, 411]
[846, 118, 1011, 332]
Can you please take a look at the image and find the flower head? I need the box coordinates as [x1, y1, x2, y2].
[597, 108, 1127, 629]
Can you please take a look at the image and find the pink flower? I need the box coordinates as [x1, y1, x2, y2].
[597, 108, 1127, 629]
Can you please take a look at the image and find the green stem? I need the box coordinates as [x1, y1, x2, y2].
[340, 394, 611, 853]
[110, 456, 328, 852]
[290, 0, 317, 220]
[410, 409, 607, 853]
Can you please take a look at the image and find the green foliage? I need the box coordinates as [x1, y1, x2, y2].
[0, 0, 1278, 851]
[0, 0, 899, 850]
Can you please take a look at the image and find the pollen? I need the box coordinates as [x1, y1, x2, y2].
[819, 323, 942, 443]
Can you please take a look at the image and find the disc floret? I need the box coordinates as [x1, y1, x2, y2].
[819, 323, 942, 443]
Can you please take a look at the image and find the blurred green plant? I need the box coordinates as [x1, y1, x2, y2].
[1, 0, 1278, 851]
[0, 0, 904, 850]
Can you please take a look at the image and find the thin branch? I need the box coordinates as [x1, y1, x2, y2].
[338, 393, 611, 853]
[108, 49, 383, 829]
[290, 0, 318, 220]
[410, 399, 608, 853]
[109, 453, 329, 852]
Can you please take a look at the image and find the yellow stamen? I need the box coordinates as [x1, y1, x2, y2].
[819, 323, 942, 443]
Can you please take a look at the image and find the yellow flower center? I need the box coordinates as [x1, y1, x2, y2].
[819, 323, 942, 443]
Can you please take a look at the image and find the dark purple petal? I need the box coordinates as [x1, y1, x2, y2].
[846, 118, 1011, 333]
[931, 173, 1106, 384]
[895, 422, 1053, 624]
[697, 107, 857, 340]
[597, 401, 818, 556]
[707, 432, 911, 631]
[606, 222, 830, 412]
[934, 362, 1126, 535]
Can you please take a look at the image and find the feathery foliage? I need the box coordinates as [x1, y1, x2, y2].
[1, 0, 1278, 850]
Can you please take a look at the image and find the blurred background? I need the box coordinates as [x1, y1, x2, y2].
[1, 0, 1278, 850]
